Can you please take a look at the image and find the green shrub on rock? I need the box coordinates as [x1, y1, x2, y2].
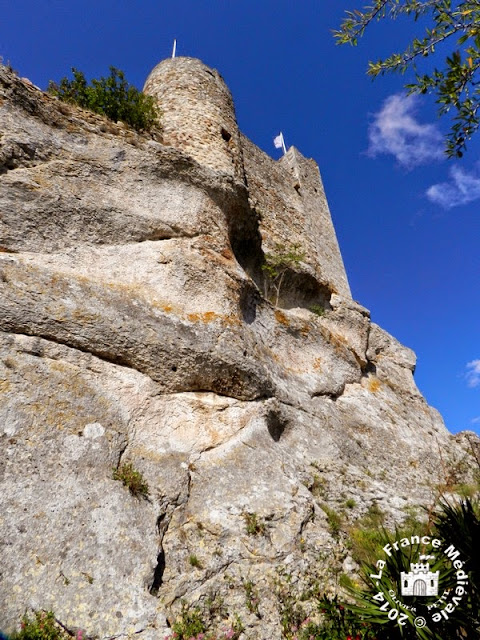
[10, 611, 69, 640]
[48, 67, 160, 132]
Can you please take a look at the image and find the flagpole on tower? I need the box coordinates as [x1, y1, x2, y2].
[172, 39, 177, 58]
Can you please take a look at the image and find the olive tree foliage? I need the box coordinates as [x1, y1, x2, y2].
[48, 67, 160, 132]
[334, 1, 480, 157]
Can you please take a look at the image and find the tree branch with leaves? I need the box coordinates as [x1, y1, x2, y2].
[262, 243, 305, 307]
[334, 0, 480, 157]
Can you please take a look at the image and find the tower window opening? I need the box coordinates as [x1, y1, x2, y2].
[221, 128, 232, 142]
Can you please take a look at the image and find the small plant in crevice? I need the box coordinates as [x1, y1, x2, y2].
[168, 601, 244, 640]
[112, 461, 149, 499]
[338, 572, 356, 591]
[320, 503, 343, 538]
[242, 578, 261, 618]
[59, 571, 70, 586]
[170, 603, 206, 640]
[275, 574, 309, 639]
[363, 502, 385, 528]
[243, 512, 266, 536]
[309, 304, 326, 317]
[188, 554, 203, 569]
[204, 590, 228, 621]
[10, 611, 71, 640]
[308, 473, 328, 499]
[262, 242, 305, 307]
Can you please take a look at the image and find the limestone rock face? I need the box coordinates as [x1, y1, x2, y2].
[0, 62, 478, 639]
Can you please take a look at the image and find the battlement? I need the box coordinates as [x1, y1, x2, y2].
[144, 57, 351, 299]
[410, 563, 433, 574]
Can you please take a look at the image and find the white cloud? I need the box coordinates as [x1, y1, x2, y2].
[426, 164, 480, 208]
[368, 93, 444, 168]
[471, 416, 480, 424]
[466, 360, 480, 388]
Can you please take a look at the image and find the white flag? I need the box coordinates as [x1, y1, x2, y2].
[273, 133, 284, 149]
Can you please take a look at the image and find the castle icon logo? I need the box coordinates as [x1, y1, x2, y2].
[400, 554, 439, 597]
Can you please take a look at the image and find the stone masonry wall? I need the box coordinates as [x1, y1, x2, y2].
[143, 57, 245, 183]
[241, 135, 351, 299]
[281, 148, 351, 298]
[144, 56, 351, 301]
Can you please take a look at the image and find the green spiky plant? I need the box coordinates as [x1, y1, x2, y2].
[429, 498, 480, 639]
[344, 498, 480, 640]
[312, 595, 378, 639]
[347, 533, 451, 639]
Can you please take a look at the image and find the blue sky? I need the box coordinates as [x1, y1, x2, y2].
[2, 1, 478, 436]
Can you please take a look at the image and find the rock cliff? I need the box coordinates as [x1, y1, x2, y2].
[0, 59, 477, 639]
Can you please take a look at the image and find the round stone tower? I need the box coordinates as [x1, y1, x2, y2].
[144, 57, 244, 182]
